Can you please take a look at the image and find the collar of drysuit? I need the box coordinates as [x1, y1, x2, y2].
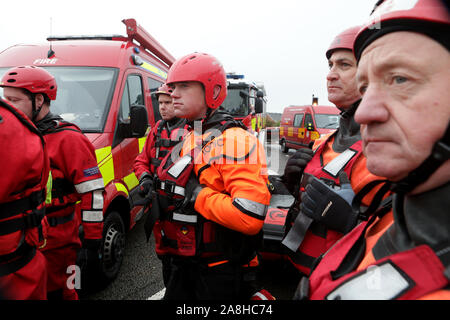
[372, 181, 450, 260]
[332, 99, 362, 153]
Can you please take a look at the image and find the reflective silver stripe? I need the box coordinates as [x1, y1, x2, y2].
[82, 210, 103, 222]
[159, 182, 185, 196]
[252, 292, 269, 300]
[326, 262, 411, 300]
[269, 194, 295, 209]
[233, 197, 268, 218]
[168, 155, 192, 178]
[75, 178, 104, 194]
[322, 149, 357, 177]
[172, 212, 197, 223]
[92, 190, 104, 210]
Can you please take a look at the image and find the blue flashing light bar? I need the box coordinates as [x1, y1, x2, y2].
[226, 74, 245, 80]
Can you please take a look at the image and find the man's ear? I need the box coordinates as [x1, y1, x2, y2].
[213, 85, 221, 100]
[35, 93, 45, 108]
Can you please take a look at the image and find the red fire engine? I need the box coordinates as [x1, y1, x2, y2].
[222, 73, 267, 135]
[0, 19, 174, 288]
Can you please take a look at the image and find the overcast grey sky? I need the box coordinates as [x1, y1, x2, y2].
[0, 0, 375, 113]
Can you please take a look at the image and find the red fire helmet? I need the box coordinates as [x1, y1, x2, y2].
[0, 66, 57, 100]
[166, 52, 227, 109]
[155, 83, 172, 97]
[326, 25, 361, 59]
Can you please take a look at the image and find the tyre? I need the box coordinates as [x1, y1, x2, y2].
[100, 211, 126, 283]
[76, 211, 126, 295]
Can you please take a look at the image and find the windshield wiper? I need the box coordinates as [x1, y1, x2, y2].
[322, 122, 338, 129]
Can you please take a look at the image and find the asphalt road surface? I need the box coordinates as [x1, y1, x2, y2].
[83, 131, 301, 300]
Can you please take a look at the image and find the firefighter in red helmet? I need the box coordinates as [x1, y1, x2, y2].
[0, 97, 50, 300]
[281, 25, 388, 277]
[147, 52, 272, 300]
[134, 84, 187, 239]
[297, 0, 450, 300]
[1, 66, 105, 300]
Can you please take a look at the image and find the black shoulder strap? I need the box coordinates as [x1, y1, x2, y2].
[220, 118, 248, 131]
[41, 120, 81, 135]
[156, 119, 165, 137]
[352, 179, 392, 221]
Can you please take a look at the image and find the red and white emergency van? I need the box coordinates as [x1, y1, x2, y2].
[279, 100, 340, 153]
[0, 19, 174, 287]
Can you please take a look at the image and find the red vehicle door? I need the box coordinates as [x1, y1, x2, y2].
[303, 112, 316, 147]
[293, 112, 305, 147]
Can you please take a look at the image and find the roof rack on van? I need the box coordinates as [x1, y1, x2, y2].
[47, 35, 127, 41]
[47, 19, 175, 67]
[122, 18, 175, 67]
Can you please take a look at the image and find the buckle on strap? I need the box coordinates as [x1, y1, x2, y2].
[24, 209, 45, 229]
[159, 181, 185, 197]
[163, 180, 176, 195]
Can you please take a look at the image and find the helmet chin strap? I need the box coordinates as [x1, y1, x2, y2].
[31, 93, 43, 123]
[391, 122, 450, 194]
[205, 107, 213, 119]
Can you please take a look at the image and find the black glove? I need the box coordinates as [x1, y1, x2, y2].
[181, 176, 204, 212]
[283, 148, 314, 193]
[138, 175, 153, 197]
[300, 172, 357, 234]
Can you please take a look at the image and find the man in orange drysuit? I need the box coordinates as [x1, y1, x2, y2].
[1, 66, 104, 300]
[0, 97, 50, 300]
[148, 52, 272, 300]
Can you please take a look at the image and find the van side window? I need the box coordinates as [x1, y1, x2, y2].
[120, 75, 144, 120]
[305, 113, 314, 129]
[148, 78, 164, 123]
[293, 114, 304, 127]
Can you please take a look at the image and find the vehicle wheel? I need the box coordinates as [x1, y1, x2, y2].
[100, 211, 126, 283]
[281, 140, 289, 153]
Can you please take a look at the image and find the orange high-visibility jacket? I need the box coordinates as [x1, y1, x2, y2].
[181, 118, 271, 236]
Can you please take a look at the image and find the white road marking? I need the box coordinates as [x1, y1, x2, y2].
[147, 288, 166, 300]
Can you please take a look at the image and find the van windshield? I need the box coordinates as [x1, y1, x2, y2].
[0, 67, 118, 133]
[222, 87, 249, 116]
[314, 114, 340, 129]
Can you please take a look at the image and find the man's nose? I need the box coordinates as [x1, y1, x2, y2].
[354, 85, 389, 125]
[327, 67, 339, 82]
[170, 87, 180, 98]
